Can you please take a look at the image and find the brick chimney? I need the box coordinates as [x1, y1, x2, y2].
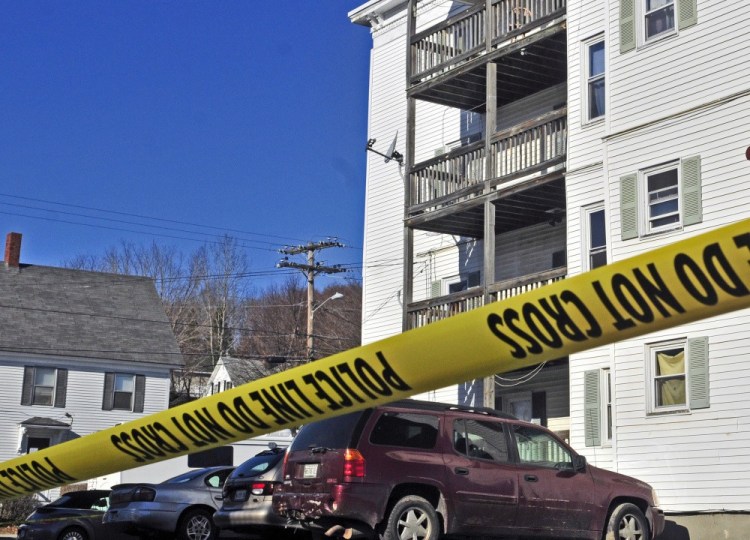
[4, 232, 22, 268]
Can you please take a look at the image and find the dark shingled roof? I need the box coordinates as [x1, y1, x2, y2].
[219, 356, 269, 385]
[0, 264, 183, 366]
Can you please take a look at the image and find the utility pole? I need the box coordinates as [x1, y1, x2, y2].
[277, 239, 346, 361]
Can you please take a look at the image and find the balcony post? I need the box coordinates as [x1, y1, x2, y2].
[403, 0, 417, 332]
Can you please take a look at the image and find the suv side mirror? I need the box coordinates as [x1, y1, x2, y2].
[573, 455, 587, 472]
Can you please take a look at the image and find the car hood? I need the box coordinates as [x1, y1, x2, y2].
[588, 464, 655, 501]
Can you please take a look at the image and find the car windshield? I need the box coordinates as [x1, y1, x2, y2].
[231, 452, 283, 479]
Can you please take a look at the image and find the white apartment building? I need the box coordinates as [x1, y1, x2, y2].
[350, 0, 750, 535]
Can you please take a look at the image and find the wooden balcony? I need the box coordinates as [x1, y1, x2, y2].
[410, 0, 567, 86]
[409, 109, 566, 214]
[406, 267, 566, 329]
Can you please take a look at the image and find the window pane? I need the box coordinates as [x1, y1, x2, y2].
[513, 425, 571, 467]
[647, 168, 678, 192]
[33, 387, 54, 406]
[459, 419, 509, 462]
[370, 412, 439, 449]
[645, 5, 674, 39]
[589, 209, 606, 248]
[113, 391, 133, 410]
[647, 0, 672, 10]
[588, 79, 605, 118]
[115, 374, 135, 392]
[35, 368, 56, 386]
[650, 199, 678, 218]
[590, 249, 608, 269]
[656, 376, 686, 406]
[588, 41, 604, 76]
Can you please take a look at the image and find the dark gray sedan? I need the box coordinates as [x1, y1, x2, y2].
[103, 466, 233, 540]
[17, 489, 128, 540]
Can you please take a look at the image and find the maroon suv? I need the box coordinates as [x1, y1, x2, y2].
[273, 399, 664, 540]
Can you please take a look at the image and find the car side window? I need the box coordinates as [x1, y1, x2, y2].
[453, 419, 509, 462]
[512, 425, 572, 468]
[206, 470, 230, 488]
[369, 412, 439, 449]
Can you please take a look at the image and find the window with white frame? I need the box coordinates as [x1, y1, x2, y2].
[584, 204, 607, 270]
[584, 37, 605, 121]
[620, 0, 696, 54]
[644, 0, 675, 41]
[443, 271, 480, 295]
[103, 372, 145, 412]
[32, 367, 57, 406]
[113, 374, 136, 410]
[647, 337, 709, 414]
[644, 162, 680, 233]
[619, 156, 702, 241]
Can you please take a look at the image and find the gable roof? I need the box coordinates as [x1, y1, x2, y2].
[0, 264, 183, 366]
[210, 356, 269, 385]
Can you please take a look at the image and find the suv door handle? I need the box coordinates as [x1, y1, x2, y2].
[524, 474, 538, 482]
[454, 467, 469, 475]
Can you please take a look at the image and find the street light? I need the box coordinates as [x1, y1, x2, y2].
[307, 292, 344, 361]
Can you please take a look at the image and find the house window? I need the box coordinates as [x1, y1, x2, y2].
[103, 372, 145, 413]
[644, 0, 674, 41]
[21, 366, 68, 408]
[584, 204, 607, 270]
[585, 38, 605, 121]
[619, 156, 702, 241]
[113, 374, 135, 410]
[647, 337, 709, 414]
[32, 367, 57, 406]
[644, 162, 680, 233]
[444, 271, 480, 295]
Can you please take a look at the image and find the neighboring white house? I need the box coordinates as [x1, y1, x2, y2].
[0, 232, 183, 496]
[350, 0, 750, 535]
[205, 355, 271, 396]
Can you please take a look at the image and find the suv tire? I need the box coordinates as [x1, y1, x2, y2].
[605, 502, 648, 540]
[380, 495, 439, 540]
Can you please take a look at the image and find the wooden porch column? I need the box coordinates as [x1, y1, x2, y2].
[403, 0, 417, 332]
[483, 60, 498, 408]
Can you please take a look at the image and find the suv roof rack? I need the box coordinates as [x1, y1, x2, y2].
[383, 398, 517, 420]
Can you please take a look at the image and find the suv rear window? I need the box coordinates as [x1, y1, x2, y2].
[290, 410, 370, 451]
[370, 412, 439, 449]
[231, 452, 283, 479]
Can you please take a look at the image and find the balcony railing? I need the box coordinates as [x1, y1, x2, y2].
[409, 109, 566, 211]
[411, 0, 566, 83]
[406, 267, 566, 329]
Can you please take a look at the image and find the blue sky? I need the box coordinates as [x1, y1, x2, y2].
[1, 1, 372, 289]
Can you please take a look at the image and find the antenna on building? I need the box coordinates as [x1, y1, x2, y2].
[366, 132, 403, 165]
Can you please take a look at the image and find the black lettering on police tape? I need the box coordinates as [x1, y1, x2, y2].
[734, 232, 750, 254]
[112, 432, 152, 463]
[333, 361, 377, 400]
[329, 365, 367, 404]
[250, 389, 295, 426]
[171, 408, 235, 448]
[523, 303, 563, 349]
[633, 263, 685, 318]
[674, 240, 750, 305]
[283, 380, 324, 414]
[0, 458, 75, 497]
[592, 280, 637, 331]
[270, 382, 315, 419]
[302, 372, 342, 411]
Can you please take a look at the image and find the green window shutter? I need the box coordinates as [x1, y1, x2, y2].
[620, 173, 639, 240]
[430, 281, 442, 298]
[584, 370, 601, 447]
[682, 155, 702, 226]
[688, 337, 709, 409]
[620, 0, 636, 53]
[677, 0, 698, 30]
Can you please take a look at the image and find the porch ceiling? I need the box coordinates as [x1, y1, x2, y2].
[411, 32, 567, 111]
[407, 175, 566, 238]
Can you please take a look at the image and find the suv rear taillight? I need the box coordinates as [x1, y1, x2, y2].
[343, 449, 366, 479]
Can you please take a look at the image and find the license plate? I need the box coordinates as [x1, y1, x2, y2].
[233, 489, 247, 501]
[302, 463, 319, 478]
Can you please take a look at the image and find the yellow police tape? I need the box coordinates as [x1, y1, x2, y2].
[1, 219, 750, 500]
